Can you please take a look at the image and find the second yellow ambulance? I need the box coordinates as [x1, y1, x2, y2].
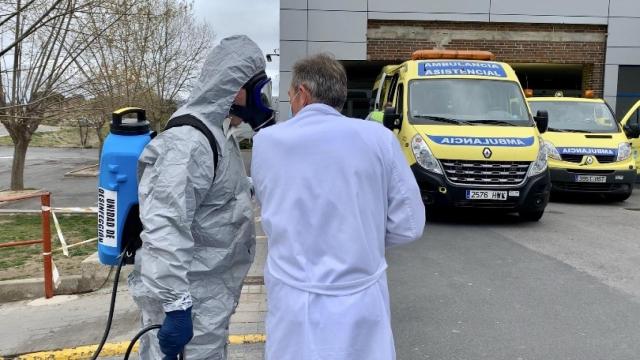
[528, 95, 640, 201]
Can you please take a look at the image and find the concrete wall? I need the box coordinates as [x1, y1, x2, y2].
[279, 0, 640, 119]
[604, 1, 640, 111]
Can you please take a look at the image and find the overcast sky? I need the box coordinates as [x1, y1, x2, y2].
[193, 0, 280, 95]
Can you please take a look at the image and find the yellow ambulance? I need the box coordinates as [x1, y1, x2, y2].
[528, 95, 640, 201]
[369, 50, 551, 221]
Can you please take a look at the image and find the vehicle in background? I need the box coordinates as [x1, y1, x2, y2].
[528, 95, 640, 201]
[618, 100, 640, 179]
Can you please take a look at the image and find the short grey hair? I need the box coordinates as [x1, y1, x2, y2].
[290, 53, 348, 111]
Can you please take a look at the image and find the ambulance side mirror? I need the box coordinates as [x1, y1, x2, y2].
[534, 110, 549, 134]
[383, 107, 401, 131]
[624, 123, 640, 139]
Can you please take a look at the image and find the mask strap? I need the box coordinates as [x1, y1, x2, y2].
[252, 112, 276, 131]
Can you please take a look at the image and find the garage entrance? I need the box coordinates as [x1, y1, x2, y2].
[511, 63, 584, 97]
[341, 60, 394, 119]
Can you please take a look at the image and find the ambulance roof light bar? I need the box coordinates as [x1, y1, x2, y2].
[412, 50, 496, 61]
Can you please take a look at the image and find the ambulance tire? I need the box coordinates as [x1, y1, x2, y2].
[424, 204, 444, 221]
[607, 191, 632, 202]
[519, 209, 544, 222]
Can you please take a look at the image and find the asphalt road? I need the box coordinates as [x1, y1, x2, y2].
[388, 190, 640, 360]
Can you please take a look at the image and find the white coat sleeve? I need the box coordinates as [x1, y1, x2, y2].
[385, 134, 426, 248]
[137, 127, 215, 312]
[250, 130, 268, 207]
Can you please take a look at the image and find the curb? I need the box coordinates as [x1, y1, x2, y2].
[2, 334, 266, 360]
[0, 189, 45, 208]
[64, 164, 98, 178]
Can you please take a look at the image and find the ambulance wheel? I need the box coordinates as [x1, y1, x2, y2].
[424, 204, 445, 221]
[607, 191, 632, 202]
[519, 209, 544, 222]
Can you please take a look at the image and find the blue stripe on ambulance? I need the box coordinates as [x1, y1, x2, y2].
[427, 135, 535, 147]
[557, 147, 617, 156]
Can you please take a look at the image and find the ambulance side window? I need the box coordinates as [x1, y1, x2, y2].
[396, 84, 404, 115]
[379, 76, 393, 108]
[395, 84, 404, 129]
[371, 87, 379, 111]
[386, 74, 399, 107]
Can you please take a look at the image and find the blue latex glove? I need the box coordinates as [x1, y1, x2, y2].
[157, 307, 193, 359]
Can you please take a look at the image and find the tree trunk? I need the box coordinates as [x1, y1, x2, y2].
[10, 134, 30, 190]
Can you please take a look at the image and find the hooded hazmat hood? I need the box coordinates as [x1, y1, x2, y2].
[171, 35, 266, 129]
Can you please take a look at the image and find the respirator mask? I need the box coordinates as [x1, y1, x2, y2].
[229, 70, 275, 131]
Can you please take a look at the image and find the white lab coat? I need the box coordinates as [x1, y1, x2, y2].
[251, 104, 426, 360]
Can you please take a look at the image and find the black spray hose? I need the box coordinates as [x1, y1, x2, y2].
[89, 250, 186, 360]
[90, 250, 127, 360]
[123, 324, 185, 360]
[123, 325, 160, 360]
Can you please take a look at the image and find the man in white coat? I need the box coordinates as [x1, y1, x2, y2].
[251, 54, 426, 360]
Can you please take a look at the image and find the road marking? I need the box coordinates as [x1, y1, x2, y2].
[0, 156, 12, 159]
[3, 334, 266, 359]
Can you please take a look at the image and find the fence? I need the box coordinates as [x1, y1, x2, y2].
[0, 192, 54, 298]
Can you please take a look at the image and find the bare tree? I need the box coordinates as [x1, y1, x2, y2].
[0, 0, 135, 190]
[74, 0, 213, 145]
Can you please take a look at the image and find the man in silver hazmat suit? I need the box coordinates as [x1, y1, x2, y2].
[128, 35, 275, 360]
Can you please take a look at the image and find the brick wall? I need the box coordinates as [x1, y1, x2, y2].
[367, 20, 607, 96]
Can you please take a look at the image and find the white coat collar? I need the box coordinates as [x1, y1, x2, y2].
[295, 103, 341, 118]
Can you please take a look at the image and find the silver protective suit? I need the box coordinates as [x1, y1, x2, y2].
[128, 35, 262, 360]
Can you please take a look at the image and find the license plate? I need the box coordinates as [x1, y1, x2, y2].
[575, 175, 607, 183]
[465, 190, 508, 200]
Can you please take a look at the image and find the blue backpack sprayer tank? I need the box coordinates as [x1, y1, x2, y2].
[98, 107, 151, 266]
[92, 106, 223, 359]
[93, 108, 185, 359]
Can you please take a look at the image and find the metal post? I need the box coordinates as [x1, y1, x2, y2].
[41, 193, 54, 299]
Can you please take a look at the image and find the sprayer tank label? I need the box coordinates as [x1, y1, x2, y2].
[98, 187, 118, 247]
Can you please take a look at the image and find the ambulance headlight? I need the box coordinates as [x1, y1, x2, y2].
[543, 140, 561, 161]
[528, 140, 549, 177]
[617, 142, 632, 162]
[411, 134, 443, 174]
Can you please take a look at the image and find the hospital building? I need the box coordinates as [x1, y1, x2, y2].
[278, 0, 640, 120]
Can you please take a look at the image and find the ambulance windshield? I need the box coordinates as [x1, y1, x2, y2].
[409, 79, 531, 126]
[529, 101, 619, 133]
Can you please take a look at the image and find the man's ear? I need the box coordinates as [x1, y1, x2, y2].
[300, 85, 311, 105]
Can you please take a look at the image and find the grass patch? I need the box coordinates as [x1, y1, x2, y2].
[0, 214, 97, 280]
[0, 127, 104, 148]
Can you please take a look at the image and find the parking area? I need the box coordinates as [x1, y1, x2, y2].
[389, 188, 640, 360]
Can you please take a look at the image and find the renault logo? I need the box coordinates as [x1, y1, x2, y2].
[585, 156, 594, 165]
[483, 147, 492, 159]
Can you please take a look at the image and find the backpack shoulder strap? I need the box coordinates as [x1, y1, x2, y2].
[164, 114, 219, 174]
